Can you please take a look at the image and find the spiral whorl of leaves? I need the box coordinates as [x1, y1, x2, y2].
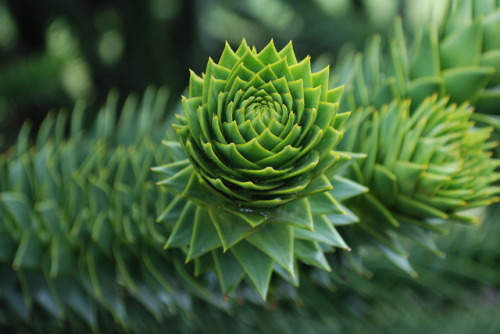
[339, 96, 500, 275]
[0, 88, 215, 332]
[332, 0, 500, 115]
[330, 0, 500, 275]
[154, 40, 366, 299]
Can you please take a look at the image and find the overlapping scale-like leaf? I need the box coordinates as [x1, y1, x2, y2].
[155, 40, 366, 299]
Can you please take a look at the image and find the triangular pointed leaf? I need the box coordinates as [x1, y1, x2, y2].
[294, 215, 350, 250]
[307, 191, 345, 215]
[164, 201, 196, 249]
[231, 241, 274, 300]
[273, 262, 299, 287]
[267, 198, 313, 230]
[212, 250, 246, 294]
[209, 207, 259, 251]
[328, 203, 361, 226]
[375, 241, 418, 278]
[246, 223, 295, 277]
[186, 207, 222, 261]
[156, 164, 194, 195]
[294, 239, 331, 271]
[330, 175, 368, 201]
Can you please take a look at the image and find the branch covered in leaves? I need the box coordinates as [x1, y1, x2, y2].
[0, 0, 500, 332]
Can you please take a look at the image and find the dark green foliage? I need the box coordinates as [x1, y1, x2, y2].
[0, 55, 66, 110]
[0, 88, 203, 330]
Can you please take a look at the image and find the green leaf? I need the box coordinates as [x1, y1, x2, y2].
[66, 285, 98, 330]
[49, 235, 76, 277]
[188, 70, 204, 98]
[164, 201, 196, 248]
[36, 201, 64, 234]
[0, 232, 15, 262]
[375, 241, 418, 278]
[399, 225, 445, 258]
[312, 66, 330, 100]
[209, 207, 259, 251]
[482, 10, 500, 51]
[212, 250, 246, 294]
[113, 241, 141, 293]
[440, 20, 483, 69]
[256, 40, 281, 64]
[481, 49, 500, 85]
[246, 223, 295, 277]
[289, 56, 312, 87]
[297, 173, 333, 198]
[157, 195, 188, 224]
[194, 253, 214, 276]
[84, 247, 125, 320]
[294, 215, 350, 250]
[397, 194, 448, 219]
[267, 198, 313, 230]
[273, 262, 299, 287]
[142, 249, 175, 293]
[186, 206, 222, 261]
[156, 163, 193, 195]
[394, 161, 425, 195]
[278, 41, 298, 65]
[364, 192, 400, 228]
[415, 172, 451, 196]
[443, 66, 494, 103]
[162, 141, 188, 161]
[12, 231, 44, 270]
[218, 42, 239, 69]
[327, 204, 360, 226]
[330, 175, 368, 201]
[236, 138, 274, 161]
[372, 164, 398, 206]
[411, 25, 441, 78]
[294, 239, 331, 272]
[239, 50, 266, 73]
[173, 258, 229, 309]
[408, 76, 444, 107]
[181, 97, 203, 145]
[476, 87, 500, 113]
[308, 191, 344, 215]
[1, 192, 33, 229]
[231, 241, 274, 300]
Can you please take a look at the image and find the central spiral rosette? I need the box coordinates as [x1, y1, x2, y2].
[175, 40, 348, 208]
[154, 40, 364, 299]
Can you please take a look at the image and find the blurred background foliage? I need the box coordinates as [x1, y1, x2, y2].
[0, 0, 442, 149]
[0, 0, 498, 332]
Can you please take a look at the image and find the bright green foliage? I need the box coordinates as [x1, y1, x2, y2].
[339, 96, 500, 275]
[332, 0, 500, 115]
[154, 40, 366, 299]
[329, 0, 500, 275]
[174, 39, 348, 208]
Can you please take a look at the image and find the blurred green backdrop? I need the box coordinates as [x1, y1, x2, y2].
[0, 0, 443, 149]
